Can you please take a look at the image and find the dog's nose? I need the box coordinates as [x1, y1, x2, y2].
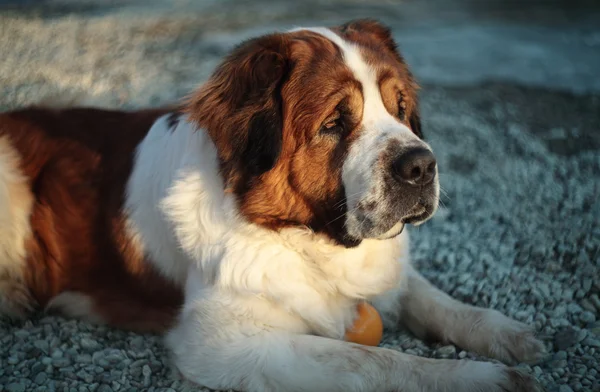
[392, 148, 437, 185]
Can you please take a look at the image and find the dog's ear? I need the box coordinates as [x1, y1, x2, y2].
[337, 19, 399, 57]
[186, 34, 290, 181]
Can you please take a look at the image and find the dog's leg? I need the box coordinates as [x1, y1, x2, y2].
[390, 263, 547, 365]
[166, 296, 542, 392]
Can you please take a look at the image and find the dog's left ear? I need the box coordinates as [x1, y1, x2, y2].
[186, 33, 290, 183]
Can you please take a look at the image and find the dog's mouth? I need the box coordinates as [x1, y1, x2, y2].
[401, 202, 433, 225]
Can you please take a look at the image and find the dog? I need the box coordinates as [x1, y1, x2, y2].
[0, 19, 546, 392]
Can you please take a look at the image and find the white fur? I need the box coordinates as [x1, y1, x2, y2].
[125, 115, 543, 391]
[0, 136, 35, 318]
[45, 291, 105, 324]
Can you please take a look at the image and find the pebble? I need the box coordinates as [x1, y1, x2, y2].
[549, 359, 568, 369]
[34, 372, 48, 385]
[582, 337, 600, 348]
[13, 330, 30, 339]
[590, 294, 600, 310]
[436, 345, 456, 358]
[33, 340, 50, 355]
[142, 365, 151, 387]
[580, 311, 596, 324]
[80, 338, 100, 352]
[5, 383, 26, 392]
[52, 358, 72, 368]
[554, 351, 568, 360]
[559, 385, 574, 392]
[555, 327, 581, 350]
[77, 370, 95, 384]
[580, 299, 596, 313]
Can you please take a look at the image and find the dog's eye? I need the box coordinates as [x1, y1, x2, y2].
[398, 97, 407, 121]
[320, 111, 343, 135]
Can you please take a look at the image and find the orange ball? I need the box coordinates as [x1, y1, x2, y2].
[344, 302, 383, 346]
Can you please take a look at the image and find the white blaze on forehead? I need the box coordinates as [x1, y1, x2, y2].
[291, 27, 425, 238]
[293, 27, 410, 133]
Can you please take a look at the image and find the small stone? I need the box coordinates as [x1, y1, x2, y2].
[580, 311, 596, 324]
[554, 351, 568, 360]
[31, 362, 45, 375]
[580, 299, 596, 313]
[590, 294, 600, 310]
[573, 382, 583, 391]
[589, 323, 600, 336]
[558, 385, 574, 392]
[13, 330, 30, 339]
[436, 345, 456, 358]
[34, 372, 48, 385]
[142, 365, 151, 387]
[33, 340, 50, 354]
[52, 358, 72, 368]
[577, 329, 588, 343]
[76, 354, 93, 364]
[549, 359, 568, 369]
[533, 366, 543, 376]
[129, 336, 145, 350]
[6, 383, 26, 392]
[81, 338, 100, 351]
[458, 350, 467, 359]
[555, 327, 580, 350]
[550, 318, 570, 328]
[77, 370, 94, 384]
[97, 385, 113, 392]
[582, 337, 600, 348]
[554, 305, 568, 317]
[568, 303, 584, 313]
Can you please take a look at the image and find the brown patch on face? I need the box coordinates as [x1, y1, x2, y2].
[186, 19, 421, 246]
[0, 108, 183, 333]
[186, 30, 367, 246]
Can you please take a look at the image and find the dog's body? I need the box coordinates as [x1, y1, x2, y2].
[1, 20, 546, 391]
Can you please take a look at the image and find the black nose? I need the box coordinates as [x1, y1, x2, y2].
[392, 148, 437, 185]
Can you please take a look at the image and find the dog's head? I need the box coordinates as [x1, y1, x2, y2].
[187, 19, 439, 247]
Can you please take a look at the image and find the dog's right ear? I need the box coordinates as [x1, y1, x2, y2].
[186, 34, 291, 183]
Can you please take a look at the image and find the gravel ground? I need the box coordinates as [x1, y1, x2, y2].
[1, 1, 599, 392]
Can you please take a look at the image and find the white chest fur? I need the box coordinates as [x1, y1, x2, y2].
[126, 115, 410, 339]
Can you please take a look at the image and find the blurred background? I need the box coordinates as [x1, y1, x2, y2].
[1, 1, 599, 392]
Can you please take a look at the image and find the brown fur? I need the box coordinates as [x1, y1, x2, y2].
[0, 108, 182, 332]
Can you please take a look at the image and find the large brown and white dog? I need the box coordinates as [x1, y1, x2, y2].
[1, 20, 546, 392]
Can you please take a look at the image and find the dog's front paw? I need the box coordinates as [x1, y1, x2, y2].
[500, 366, 545, 392]
[435, 360, 544, 392]
[468, 309, 548, 365]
